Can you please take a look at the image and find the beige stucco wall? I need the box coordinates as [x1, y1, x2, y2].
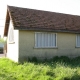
[7, 20, 19, 62]
[19, 30, 80, 62]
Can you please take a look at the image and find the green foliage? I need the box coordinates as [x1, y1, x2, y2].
[0, 57, 80, 80]
[52, 56, 70, 62]
[28, 57, 38, 62]
[0, 48, 3, 53]
[0, 38, 5, 43]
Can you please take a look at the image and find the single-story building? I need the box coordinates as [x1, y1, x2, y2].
[4, 5, 80, 62]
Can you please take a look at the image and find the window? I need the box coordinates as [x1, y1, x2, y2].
[35, 32, 57, 48]
[9, 27, 14, 43]
[76, 34, 80, 47]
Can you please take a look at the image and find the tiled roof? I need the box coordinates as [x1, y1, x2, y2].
[5, 6, 80, 35]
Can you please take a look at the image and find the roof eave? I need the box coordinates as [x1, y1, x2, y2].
[14, 27, 80, 34]
[4, 6, 10, 37]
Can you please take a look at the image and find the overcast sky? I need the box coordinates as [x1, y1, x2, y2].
[0, 0, 80, 19]
[0, 0, 80, 35]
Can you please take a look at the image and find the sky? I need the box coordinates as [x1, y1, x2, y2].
[0, 0, 80, 36]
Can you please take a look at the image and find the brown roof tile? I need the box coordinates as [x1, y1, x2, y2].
[4, 6, 80, 36]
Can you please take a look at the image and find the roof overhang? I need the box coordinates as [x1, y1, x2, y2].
[4, 7, 10, 37]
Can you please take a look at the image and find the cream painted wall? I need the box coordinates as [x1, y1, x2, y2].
[7, 20, 19, 62]
[19, 30, 80, 62]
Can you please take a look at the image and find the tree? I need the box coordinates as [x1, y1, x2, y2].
[0, 38, 5, 43]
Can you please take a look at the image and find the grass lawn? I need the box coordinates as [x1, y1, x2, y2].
[0, 57, 80, 80]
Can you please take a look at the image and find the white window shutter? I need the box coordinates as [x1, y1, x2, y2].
[45, 33, 48, 47]
[35, 32, 56, 48]
[77, 34, 80, 47]
[9, 28, 14, 43]
[52, 34, 56, 47]
[38, 33, 41, 47]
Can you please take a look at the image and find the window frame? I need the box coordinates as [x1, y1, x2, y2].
[35, 32, 57, 48]
[76, 34, 80, 47]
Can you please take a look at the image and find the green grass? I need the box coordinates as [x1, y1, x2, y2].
[0, 56, 80, 80]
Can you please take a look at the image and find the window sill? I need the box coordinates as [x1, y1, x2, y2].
[9, 42, 15, 44]
[34, 47, 58, 49]
[75, 46, 80, 48]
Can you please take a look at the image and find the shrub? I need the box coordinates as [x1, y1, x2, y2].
[52, 56, 70, 63]
[32, 57, 38, 62]
[59, 56, 70, 62]
[52, 56, 59, 62]
[28, 57, 38, 62]
[0, 57, 80, 80]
